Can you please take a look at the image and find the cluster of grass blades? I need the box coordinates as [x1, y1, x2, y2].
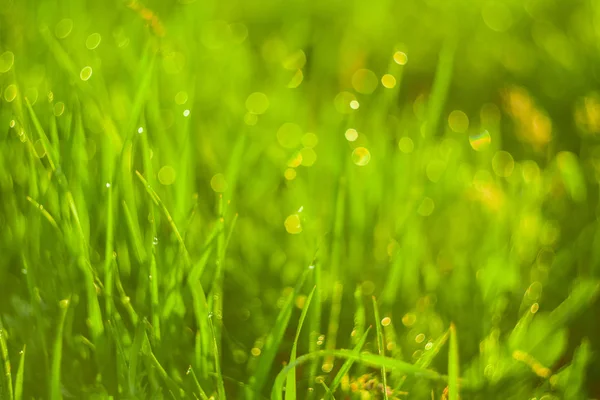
[2, 0, 600, 399]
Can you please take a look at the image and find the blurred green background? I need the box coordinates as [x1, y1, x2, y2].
[1, 0, 600, 398]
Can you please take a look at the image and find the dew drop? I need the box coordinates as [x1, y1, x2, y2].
[284, 214, 302, 234]
[86, 33, 102, 50]
[0, 51, 15, 73]
[469, 130, 492, 151]
[55, 18, 74, 39]
[351, 147, 371, 166]
[80, 66, 93, 81]
[345, 128, 358, 142]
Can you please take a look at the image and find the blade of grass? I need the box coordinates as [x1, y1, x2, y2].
[271, 349, 446, 400]
[14, 344, 25, 400]
[328, 326, 371, 396]
[250, 267, 311, 396]
[323, 282, 343, 373]
[50, 298, 70, 400]
[0, 320, 13, 400]
[209, 315, 226, 400]
[285, 286, 316, 400]
[372, 297, 388, 400]
[448, 323, 459, 400]
[187, 366, 210, 400]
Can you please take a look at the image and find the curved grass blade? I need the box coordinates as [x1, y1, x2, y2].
[448, 323, 459, 400]
[187, 366, 209, 400]
[0, 320, 13, 400]
[209, 315, 226, 400]
[328, 326, 372, 396]
[285, 286, 316, 400]
[250, 268, 311, 397]
[50, 298, 70, 400]
[14, 344, 25, 400]
[271, 349, 445, 400]
[372, 297, 388, 400]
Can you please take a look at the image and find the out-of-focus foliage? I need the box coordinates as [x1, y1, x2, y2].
[1, 0, 600, 399]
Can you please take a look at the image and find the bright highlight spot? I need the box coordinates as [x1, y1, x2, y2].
[350, 100, 360, 109]
[345, 128, 358, 142]
[80, 66, 93, 81]
[183, 109, 190, 117]
[469, 130, 492, 151]
[393, 51, 408, 65]
[381, 74, 397, 89]
[381, 317, 391, 326]
[284, 214, 302, 234]
[284, 168, 296, 180]
[334, 91, 357, 114]
[352, 147, 371, 166]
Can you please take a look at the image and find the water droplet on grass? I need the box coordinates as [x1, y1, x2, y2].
[284, 168, 296, 180]
[80, 66, 93, 81]
[345, 128, 358, 142]
[351, 147, 371, 166]
[54, 102, 65, 116]
[183, 109, 190, 117]
[86, 33, 102, 50]
[469, 130, 491, 151]
[284, 214, 302, 234]
[394, 51, 408, 65]
[4, 84, 17, 102]
[0, 51, 15, 73]
[381, 74, 396, 89]
[55, 18, 73, 39]
[381, 317, 391, 326]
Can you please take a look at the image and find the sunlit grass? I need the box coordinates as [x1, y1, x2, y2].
[1, 0, 600, 399]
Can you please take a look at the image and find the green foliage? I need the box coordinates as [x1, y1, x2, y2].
[1, 0, 600, 399]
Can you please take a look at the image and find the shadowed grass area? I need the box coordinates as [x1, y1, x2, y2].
[1, 0, 600, 399]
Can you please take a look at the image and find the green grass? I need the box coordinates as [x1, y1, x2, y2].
[1, 0, 600, 399]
